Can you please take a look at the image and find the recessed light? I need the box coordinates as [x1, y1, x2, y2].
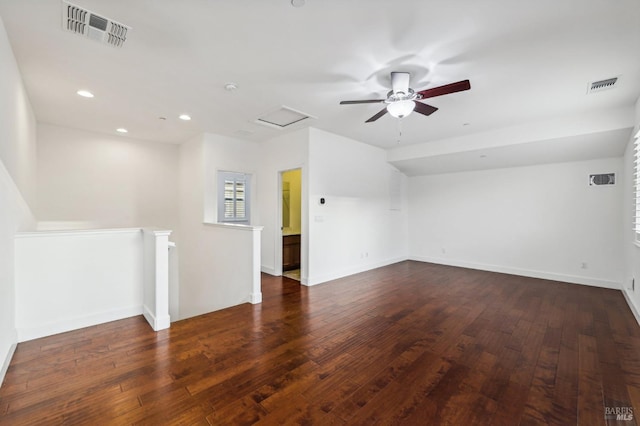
[479, 154, 487, 158]
[179, 114, 191, 121]
[77, 90, 94, 98]
[291, 0, 305, 7]
[116, 128, 128, 133]
[463, 122, 470, 126]
[224, 83, 238, 91]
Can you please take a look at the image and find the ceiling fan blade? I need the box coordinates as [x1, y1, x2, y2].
[365, 108, 388, 123]
[413, 101, 438, 116]
[391, 72, 410, 95]
[340, 99, 386, 105]
[417, 79, 471, 99]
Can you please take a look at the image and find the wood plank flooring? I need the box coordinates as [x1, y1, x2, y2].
[1, 261, 640, 425]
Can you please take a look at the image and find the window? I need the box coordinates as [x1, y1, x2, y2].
[218, 171, 251, 223]
[635, 130, 640, 237]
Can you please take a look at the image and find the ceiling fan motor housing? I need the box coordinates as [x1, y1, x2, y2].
[385, 89, 418, 104]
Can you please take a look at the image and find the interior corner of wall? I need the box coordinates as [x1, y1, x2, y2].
[0, 341, 17, 388]
[261, 265, 276, 276]
[203, 176, 216, 223]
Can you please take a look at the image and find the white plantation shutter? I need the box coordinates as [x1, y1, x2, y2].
[635, 131, 640, 234]
[224, 180, 235, 219]
[235, 181, 246, 219]
[218, 171, 251, 223]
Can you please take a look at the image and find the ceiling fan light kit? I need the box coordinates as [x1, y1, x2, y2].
[340, 72, 470, 123]
[387, 100, 415, 118]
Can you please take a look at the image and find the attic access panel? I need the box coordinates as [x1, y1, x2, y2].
[255, 106, 314, 129]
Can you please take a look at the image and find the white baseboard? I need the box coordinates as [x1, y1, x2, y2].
[622, 288, 640, 327]
[0, 342, 17, 388]
[143, 305, 170, 331]
[305, 256, 408, 287]
[261, 265, 277, 276]
[410, 256, 621, 290]
[16, 305, 143, 342]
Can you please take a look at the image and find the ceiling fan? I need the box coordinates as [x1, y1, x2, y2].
[340, 72, 470, 122]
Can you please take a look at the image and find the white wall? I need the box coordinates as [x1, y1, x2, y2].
[0, 16, 36, 385]
[257, 129, 309, 276]
[0, 162, 33, 383]
[306, 128, 409, 285]
[36, 123, 179, 231]
[0, 21, 37, 210]
[178, 133, 262, 320]
[14, 229, 144, 341]
[202, 133, 259, 224]
[257, 127, 411, 286]
[409, 158, 624, 288]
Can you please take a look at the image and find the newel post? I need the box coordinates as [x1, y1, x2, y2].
[250, 226, 263, 304]
[143, 228, 172, 331]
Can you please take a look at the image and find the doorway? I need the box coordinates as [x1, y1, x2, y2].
[281, 168, 302, 281]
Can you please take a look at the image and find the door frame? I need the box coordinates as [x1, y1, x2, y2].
[276, 167, 305, 281]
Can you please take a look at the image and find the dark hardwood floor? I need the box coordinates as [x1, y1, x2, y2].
[1, 261, 639, 425]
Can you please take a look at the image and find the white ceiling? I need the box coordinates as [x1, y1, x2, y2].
[0, 0, 639, 174]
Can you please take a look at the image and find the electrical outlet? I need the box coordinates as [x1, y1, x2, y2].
[581, 262, 588, 270]
[632, 277, 635, 291]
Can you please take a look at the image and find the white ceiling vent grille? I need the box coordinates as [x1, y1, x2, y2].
[587, 77, 618, 94]
[255, 106, 315, 129]
[62, 1, 130, 48]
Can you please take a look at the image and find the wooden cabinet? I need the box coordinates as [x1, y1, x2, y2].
[283, 234, 301, 271]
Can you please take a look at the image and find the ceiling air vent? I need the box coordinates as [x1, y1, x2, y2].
[587, 77, 618, 94]
[62, 1, 130, 48]
[255, 106, 315, 129]
[589, 173, 615, 186]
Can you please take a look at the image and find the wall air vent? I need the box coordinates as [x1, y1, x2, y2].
[587, 77, 618, 94]
[62, 1, 130, 48]
[589, 173, 615, 186]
